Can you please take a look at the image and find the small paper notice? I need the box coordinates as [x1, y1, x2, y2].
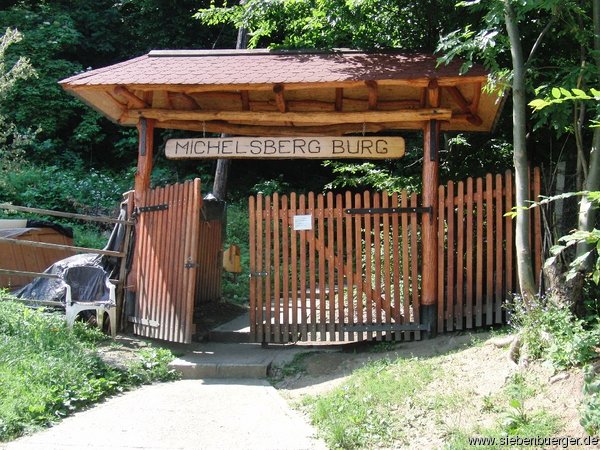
[293, 214, 313, 231]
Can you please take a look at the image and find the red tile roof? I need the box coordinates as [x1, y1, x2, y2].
[60, 49, 487, 87]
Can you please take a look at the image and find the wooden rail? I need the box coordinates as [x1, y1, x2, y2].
[0, 203, 133, 225]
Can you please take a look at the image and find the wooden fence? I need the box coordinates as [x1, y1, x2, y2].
[249, 168, 543, 343]
[249, 191, 424, 343]
[437, 168, 542, 332]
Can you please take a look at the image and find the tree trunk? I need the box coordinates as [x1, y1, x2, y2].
[212, 14, 249, 201]
[504, 0, 537, 303]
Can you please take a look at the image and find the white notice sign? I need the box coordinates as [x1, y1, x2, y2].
[293, 215, 313, 231]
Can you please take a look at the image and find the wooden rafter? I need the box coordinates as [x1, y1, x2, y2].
[114, 86, 148, 108]
[365, 80, 378, 110]
[169, 92, 199, 110]
[427, 79, 440, 108]
[445, 86, 483, 126]
[273, 84, 287, 113]
[128, 107, 452, 125]
[335, 88, 343, 111]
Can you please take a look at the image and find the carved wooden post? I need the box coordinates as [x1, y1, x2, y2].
[134, 118, 155, 203]
[421, 119, 439, 337]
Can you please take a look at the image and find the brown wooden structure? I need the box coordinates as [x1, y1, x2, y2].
[249, 169, 542, 342]
[60, 49, 508, 342]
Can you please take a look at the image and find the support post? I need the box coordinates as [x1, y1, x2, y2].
[134, 118, 155, 203]
[421, 119, 439, 337]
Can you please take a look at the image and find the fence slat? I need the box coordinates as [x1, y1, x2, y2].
[291, 193, 300, 340]
[382, 192, 392, 341]
[446, 181, 455, 331]
[465, 177, 474, 329]
[456, 181, 464, 330]
[410, 193, 420, 340]
[317, 193, 327, 341]
[373, 192, 383, 341]
[354, 193, 364, 341]
[495, 174, 504, 324]
[437, 185, 445, 333]
[249, 195, 257, 342]
[345, 192, 354, 341]
[256, 194, 264, 342]
[486, 174, 494, 325]
[273, 193, 281, 343]
[335, 194, 345, 341]
[476, 176, 484, 327]
[281, 195, 290, 344]
[505, 171, 514, 302]
[401, 191, 410, 340]
[363, 191, 373, 339]
[299, 194, 308, 341]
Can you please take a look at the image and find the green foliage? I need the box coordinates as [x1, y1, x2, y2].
[581, 365, 600, 435]
[304, 357, 435, 449]
[322, 161, 420, 193]
[506, 295, 600, 370]
[0, 297, 179, 442]
[530, 87, 600, 112]
[221, 201, 250, 303]
[197, 0, 464, 51]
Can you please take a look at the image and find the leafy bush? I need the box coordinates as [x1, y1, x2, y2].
[581, 365, 600, 436]
[506, 295, 600, 369]
[221, 201, 250, 303]
[0, 297, 179, 442]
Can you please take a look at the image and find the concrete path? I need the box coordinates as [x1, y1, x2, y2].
[2, 379, 327, 450]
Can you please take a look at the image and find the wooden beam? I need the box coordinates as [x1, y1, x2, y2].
[129, 107, 452, 125]
[421, 120, 439, 309]
[114, 86, 148, 108]
[169, 92, 199, 110]
[0, 237, 124, 258]
[273, 84, 287, 113]
[154, 120, 388, 136]
[365, 80, 378, 110]
[0, 203, 131, 225]
[427, 79, 440, 108]
[445, 86, 483, 126]
[335, 88, 343, 111]
[134, 118, 155, 200]
[241, 90, 250, 111]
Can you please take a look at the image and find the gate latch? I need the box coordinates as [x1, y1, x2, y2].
[185, 258, 201, 269]
[249, 272, 269, 277]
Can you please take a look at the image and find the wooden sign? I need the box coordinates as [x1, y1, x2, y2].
[165, 136, 405, 160]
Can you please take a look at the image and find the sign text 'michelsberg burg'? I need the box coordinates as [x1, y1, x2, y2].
[165, 137, 405, 160]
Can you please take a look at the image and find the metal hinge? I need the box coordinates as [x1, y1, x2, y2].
[345, 206, 433, 220]
[249, 272, 269, 277]
[135, 203, 169, 214]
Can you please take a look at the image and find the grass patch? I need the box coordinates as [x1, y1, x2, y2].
[446, 372, 561, 450]
[0, 298, 180, 442]
[302, 357, 439, 449]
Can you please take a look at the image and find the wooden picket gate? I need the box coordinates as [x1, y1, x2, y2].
[249, 168, 542, 343]
[131, 179, 202, 343]
[249, 191, 424, 343]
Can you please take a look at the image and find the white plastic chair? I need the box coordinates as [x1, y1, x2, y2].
[63, 266, 117, 337]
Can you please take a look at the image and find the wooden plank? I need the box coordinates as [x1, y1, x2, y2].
[476, 176, 484, 327]
[0, 203, 131, 225]
[391, 193, 401, 333]
[273, 193, 281, 343]
[363, 191, 373, 340]
[0, 238, 124, 258]
[485, 174, 494, 325]
[153, 185, 168, 341]
[299, 194, 308, 341]
[437, 185, 445, 333]
[335, 194, 345, 341]
[131, 107, 454, 125]
[317, 194, 327, 341]
[465, 177, 474, 329]
[184, 179, 202, 342]
[256, 194, 264, 342]
[290, 193, 299, 340]
[401, 191, 410, 339]
[382, 193, 392, 341]
[281, 195, 290, 344]
[410, 193, 420, 340]
[248, 196, 257, 342]
[495, 174, 504, 324]
[505, 171, 514, 299]
[264, 195, 272, 343]
[354, 193, 363, 341]
[307, 193, 317, 340]
[326, 192, 336, 340]
[345, 192, 354, 341]
[446, 181, 455, 331]
[456, 181, 464, 330]
[372, 193, 383, 340]
[0, 269, 59, 279]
